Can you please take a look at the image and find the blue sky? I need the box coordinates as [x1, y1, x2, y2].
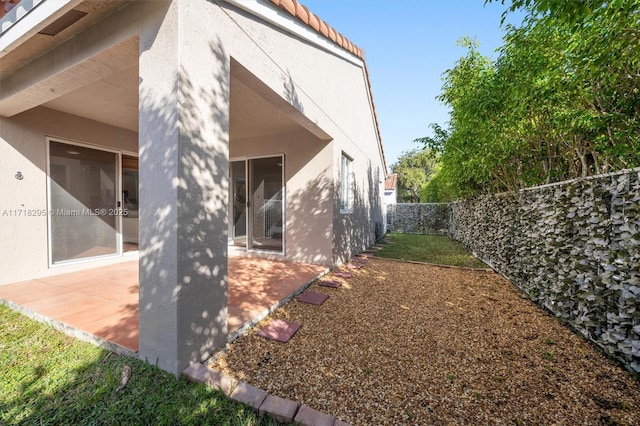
[300, 0, 524, 170]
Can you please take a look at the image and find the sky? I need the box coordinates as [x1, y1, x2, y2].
[300, 0, 525, 170]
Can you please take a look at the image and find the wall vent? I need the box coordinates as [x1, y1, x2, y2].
[38, 9, 87, 36]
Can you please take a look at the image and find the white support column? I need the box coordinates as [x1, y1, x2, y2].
[137, 0, 229, 376]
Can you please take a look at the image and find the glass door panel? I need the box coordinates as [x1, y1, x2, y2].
[49, 141, 118, 264]
[249, 157, 283, 252]
[122, 155, 139, 252]
[231, 161, 247, 246]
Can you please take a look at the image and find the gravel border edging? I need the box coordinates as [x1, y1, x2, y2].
[183, 362, 351, 426]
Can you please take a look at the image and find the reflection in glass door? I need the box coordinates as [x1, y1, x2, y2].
[249, 156, 283, 252]
[230, 161, 247, 246]
[49, 141, 119, 264]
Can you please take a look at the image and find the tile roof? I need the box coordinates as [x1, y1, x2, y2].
[268, 0, 386, 170]
[0, 0, 21, 19]
[268, 0, 363, 58]
[385, 173, 397, 190]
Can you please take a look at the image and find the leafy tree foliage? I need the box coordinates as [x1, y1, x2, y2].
[391, 148, 438, 203]
[420, 0, 640, 200]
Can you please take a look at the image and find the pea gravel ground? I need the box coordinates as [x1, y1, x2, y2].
[210, 258, 640, 425]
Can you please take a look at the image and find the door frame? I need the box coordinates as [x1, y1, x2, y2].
[46, 137, 138, 267]
[229, 153, 285, 255]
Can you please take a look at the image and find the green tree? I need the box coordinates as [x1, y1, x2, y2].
[419, 1, 640, 197]
[391, 149, 438, 203]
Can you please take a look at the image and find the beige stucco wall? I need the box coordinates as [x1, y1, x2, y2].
[0, 107, 137, 285]
[194, 0, 385, 264]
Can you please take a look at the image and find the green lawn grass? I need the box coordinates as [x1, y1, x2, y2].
[0, 305, 283, 426]
[375, 233, 488, 268]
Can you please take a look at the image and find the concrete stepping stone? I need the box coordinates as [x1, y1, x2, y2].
[297, 291, 329, 305]
[353, 258, 368, 264]
[318, 279, 341, 288]
[332, 271, 353, 279]
[357, 253, 373, 258]
[344, 263, 362, 270]
[257, 319, 301, 343]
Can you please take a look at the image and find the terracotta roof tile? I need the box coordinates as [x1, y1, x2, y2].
[278, 0, 296, 16]
[308, 12, 320, 31]
[318, 19, 329, 37]
[295, 3, 309, 23]
[385, 173, 398, 190]
[267, 0, 387, 170]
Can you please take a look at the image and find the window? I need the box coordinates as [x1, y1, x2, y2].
[340, 152, 353, 213]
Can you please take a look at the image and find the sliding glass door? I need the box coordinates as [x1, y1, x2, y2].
[49, 141, 119, 264]
[249, 156, 283, 252]
[229, 155, 284, 253]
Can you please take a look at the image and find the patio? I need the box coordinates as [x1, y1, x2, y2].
[0, 255, 327, 354]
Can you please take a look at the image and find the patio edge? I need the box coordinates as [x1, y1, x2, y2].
[0, 298, 138, 358]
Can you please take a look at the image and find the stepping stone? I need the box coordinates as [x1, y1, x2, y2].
[257, 319, 301, 343]
[357, 253, 372, 258]
[353, 258, 368, 264]
[344, 263, 362, 270]
[332, 271, 352, 279]
[297, 291, 329, 305]
[318, 279, 341, 288]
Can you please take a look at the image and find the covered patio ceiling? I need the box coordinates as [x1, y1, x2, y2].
[1, 34, 319, 140]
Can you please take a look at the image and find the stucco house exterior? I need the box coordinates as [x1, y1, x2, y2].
[0, 0, 386, 375]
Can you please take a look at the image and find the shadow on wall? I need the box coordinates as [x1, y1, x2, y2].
[283, 71, 304, 114]
[136, 36, 230, 374]
[287, 174, 332, 265]
[333, 160, 383, 264]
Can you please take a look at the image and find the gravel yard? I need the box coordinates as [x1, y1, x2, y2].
[210, 258, 640, 425]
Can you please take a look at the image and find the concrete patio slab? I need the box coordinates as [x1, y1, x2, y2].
[0, 256, 326, 353]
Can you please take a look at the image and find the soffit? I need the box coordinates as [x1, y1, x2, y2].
[0, 0, 130, 80]
[230, 74, 301, 140]
[42, 63, 138, 131]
